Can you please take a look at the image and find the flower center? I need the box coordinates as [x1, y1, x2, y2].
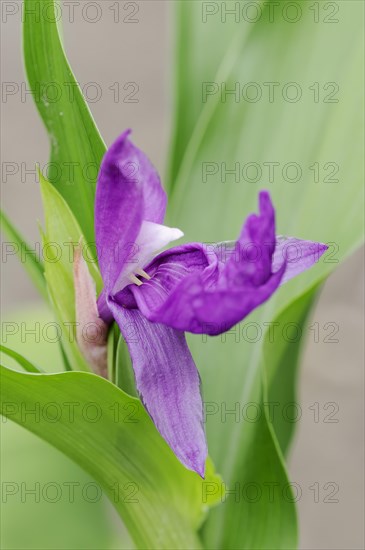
[113, 220, 184, 292]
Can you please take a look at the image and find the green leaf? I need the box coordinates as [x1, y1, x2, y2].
[107, 323, 119, 384]
[0, 209, 47, 300]
[0, 345, 42, 373]
[201, 389, 298, 550]
[115, 333, 138, 397]
[0, 365, 223, 549]
[169, 1, 364, 548]
[1, 306, 126, 549]
[23, 0, 106, 245]
[59, 340, 73, 372]
[264, 282, 322, 454]
[39, 173, 102, 372]
[1, 414, 125, 549]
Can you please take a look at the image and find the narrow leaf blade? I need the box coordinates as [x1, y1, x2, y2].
[0, 209, 47, 299]
[23, 0, 106, 244]
[0, 345, 42, 373]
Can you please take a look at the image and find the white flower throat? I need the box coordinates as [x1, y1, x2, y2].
[113, 221, 184, 292]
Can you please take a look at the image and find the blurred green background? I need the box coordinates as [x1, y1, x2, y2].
[1, 1, 364, 549]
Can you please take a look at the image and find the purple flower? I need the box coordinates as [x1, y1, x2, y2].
[80, 130, 327, 477]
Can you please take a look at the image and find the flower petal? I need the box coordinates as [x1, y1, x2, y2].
[273, 236, 328, 285]
[107, 300, 207, 476]
[73, 245, 108, 377]
[95, 130, 167, 291]
[132, 261, 285, 336]
[130, 192, 282, 334]
[129, 192, 326, 335]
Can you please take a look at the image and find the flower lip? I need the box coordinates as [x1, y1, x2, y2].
[126, 191, 328, 336]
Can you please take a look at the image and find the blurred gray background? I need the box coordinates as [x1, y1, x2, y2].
[1, 1, 364, 548]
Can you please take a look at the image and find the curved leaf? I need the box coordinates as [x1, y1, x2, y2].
[0, 366, 223, 549]
[0, 209, 47, 299]
[264, 282, 322, 453]
[0, 345, 42, 373]
[2, 416, 124, 549]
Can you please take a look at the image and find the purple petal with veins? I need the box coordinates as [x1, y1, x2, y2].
[108, 301, 207, 477]
[95, 129, 169, 292]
